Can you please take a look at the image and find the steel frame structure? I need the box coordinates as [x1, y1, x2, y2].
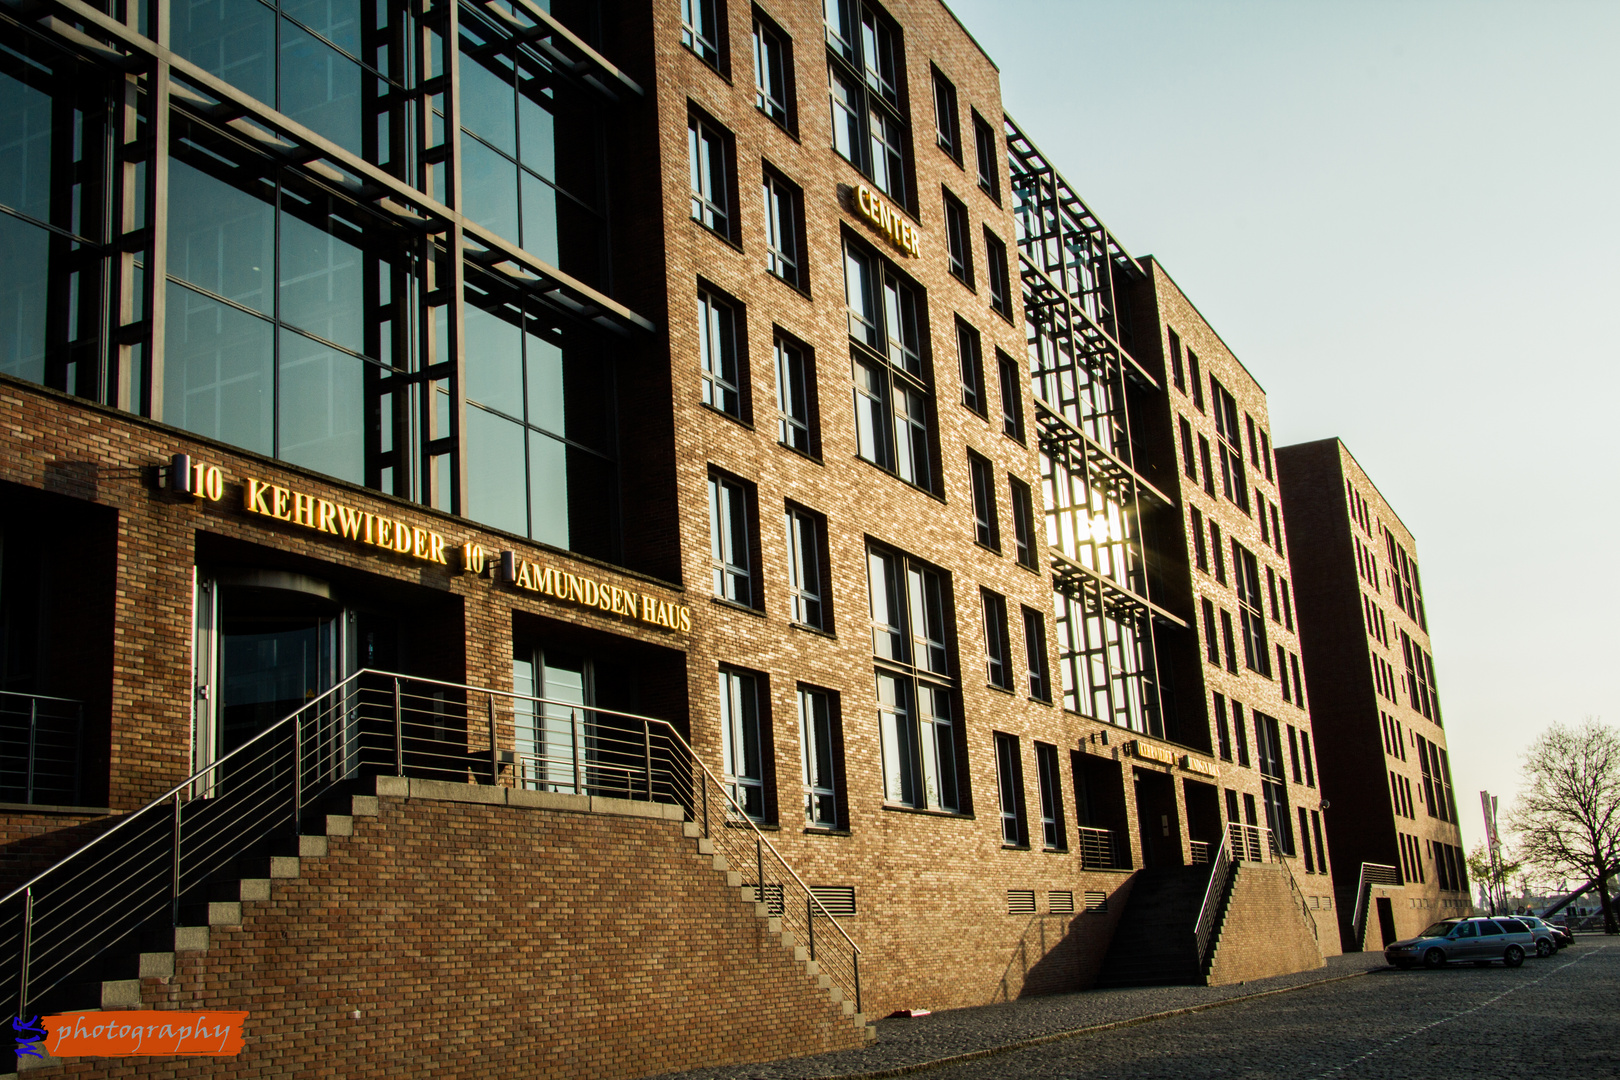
[0, 0, 649, 516]
[1006, 112, 1184, 742]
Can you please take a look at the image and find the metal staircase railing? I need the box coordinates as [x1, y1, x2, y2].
[1193, 843, 1232, 970]
[0, 669, 862, 1021]
[0, 690, 84, 807]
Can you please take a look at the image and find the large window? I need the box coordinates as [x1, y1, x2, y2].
[998, 352, 1025, 441]
[1035, 742, 1065, 850]
[1254, 712, 1295, 856]
[868, 544, 958, 811]
[800, 686, 842, 827]
[462, 272, 619, 558]
[774, 333, 815, 454]
[457, 13, 607, 286]
[1210, 378, 1250, 513]
[1009, 477, 1038, 570]
[956, 318, 985, 414]
[1233, 542, 1271, 676]
[969, 452, 1000, 551]
[994, 732, 1026, 846]
[763, 168, 804, 288]
[753, 13, 793, 129]
[982, 588, 1012, 690]
[689, 112, 734, 240]
[785, 504, 828, 630]
[698, 287, 745, 418]
[719, 668, 767, 821]
[931, 65, 961, 163]
[973, 110, 1000, 202]
[845, 243, 933, 491]
[944, 189, 974, 287]
[984, 228, 1012, 319]
[1023, 605, 1051, 702]
[682, 0, 725, 69]
[709, 473, 755, 606]
[0, 52, 112, 402]
[824, 0, 910, 206]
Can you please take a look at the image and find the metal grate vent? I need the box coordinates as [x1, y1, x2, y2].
[1007, 889, 1037, 914]
[1084, 890, 1108, 912]
[811, 885, 857, 918]
[1049, 889, 1075, 914]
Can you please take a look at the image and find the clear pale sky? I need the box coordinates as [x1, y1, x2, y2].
[946, 0, 1620, 869]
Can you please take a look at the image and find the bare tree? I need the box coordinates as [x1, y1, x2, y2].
[1509, 719, 1620, 934]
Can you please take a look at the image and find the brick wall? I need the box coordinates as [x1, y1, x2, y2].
[1207, 863, 1324, 986]
[41, 791, 863, 1079]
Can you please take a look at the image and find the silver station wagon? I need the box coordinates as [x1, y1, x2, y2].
[1384, 916, 1534, 969]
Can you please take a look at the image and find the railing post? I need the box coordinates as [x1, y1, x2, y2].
[702, 771, 709, 838]
[756, 838, 764, 910]
[26, 696, 37, 804]
[571, 709, 582, 796]
[292, 716, 303, 835]
[807, 895, 816, 960]
[487, 695, 498, 786]
[854, 949, 861, 1015]
[18, 885, 33, 1019]
[643, 720, 653, 802]
[170, 791, 183, 925]
[72, 702, 84, 806]
[393, 678, 403, 776]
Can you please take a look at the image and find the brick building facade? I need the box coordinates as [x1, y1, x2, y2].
[0, 0, 1413, 1074]
[1276, 439, 1468, 950]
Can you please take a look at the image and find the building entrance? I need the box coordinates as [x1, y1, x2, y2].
[1134, 768, 1184, 869]
[193, 571, 350, 778]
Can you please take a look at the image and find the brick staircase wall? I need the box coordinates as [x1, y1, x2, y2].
[1206, 863, 1324, 986]
[16, 779, 866, 1079]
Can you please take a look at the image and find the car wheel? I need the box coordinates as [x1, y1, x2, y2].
[1536, 939, 1553, 958]
[1504, 945, 1525, 968]
[1424, 948, 1445, 969]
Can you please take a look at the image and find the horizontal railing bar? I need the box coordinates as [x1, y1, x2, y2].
[0, 690, 86, 704]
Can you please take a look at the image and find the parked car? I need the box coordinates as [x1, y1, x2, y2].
[1534, 916, 1576, 948]
[1384, 917, 1533, 969]
[1510, 915, 1566, 954]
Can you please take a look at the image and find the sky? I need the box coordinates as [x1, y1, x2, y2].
[946, 0, 1620, 872]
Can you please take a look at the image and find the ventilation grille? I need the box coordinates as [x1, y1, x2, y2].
[1007, 889, 1037, 914]
[1084, 890, 1108, 912]
[811, 885, 857, 918]
[1049, 889, 1075, 914]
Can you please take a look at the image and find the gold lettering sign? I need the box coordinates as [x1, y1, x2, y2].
[1181, 754, 1219, 777]
[854, 183, 920, 257]
[504, 554, 691, 634]
[1129, 739, 1177, 767]
[243, 477, 450, 567]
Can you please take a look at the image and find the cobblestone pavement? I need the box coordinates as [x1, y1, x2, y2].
[649, 940, 1617, 1080]
[921, 938, 1619, 1080]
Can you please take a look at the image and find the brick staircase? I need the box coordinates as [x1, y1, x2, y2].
[1094, 865, 1216, 988]
[7, 777, 870, 1079]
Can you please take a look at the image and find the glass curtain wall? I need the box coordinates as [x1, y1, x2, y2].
[0, 39, 116, 401]
[0, 1, 628, 562]
[1007, 116, 1168, 741]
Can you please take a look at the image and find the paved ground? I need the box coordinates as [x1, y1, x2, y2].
[651, 939, 1619, 1080]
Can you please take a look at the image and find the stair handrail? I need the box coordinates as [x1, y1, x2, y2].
[1349, 862, 1401, 948]
[1266, 832, 1320, 941]
[1194, 843, 1232, 968]
[2, 669, 863, 1020]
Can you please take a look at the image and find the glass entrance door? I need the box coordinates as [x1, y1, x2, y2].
[193, 572, 345, 780]
[513, 648, 591, 792]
